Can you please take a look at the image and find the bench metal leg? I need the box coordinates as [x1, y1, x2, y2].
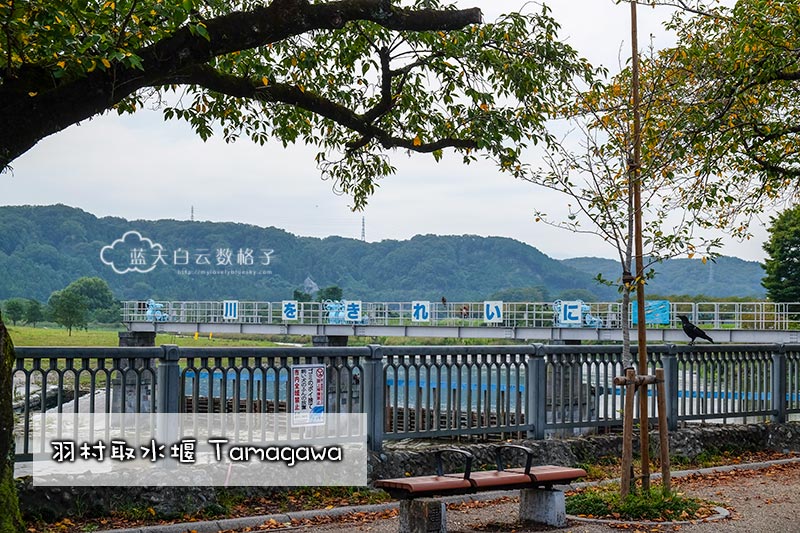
[519, 488, 567, 527]
[399, 498, 447, 533]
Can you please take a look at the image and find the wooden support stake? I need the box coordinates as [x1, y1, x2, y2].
[630, 0, 651, 497]
[655, 368, 671, 493]
[621, 368, 636, 498]
[639, 381, 651, 492]
[615, 373, 658, 492]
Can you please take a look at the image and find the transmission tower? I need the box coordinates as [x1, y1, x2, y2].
[361, 216, 366, 241]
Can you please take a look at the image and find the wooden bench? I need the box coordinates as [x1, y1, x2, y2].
[375, 445, 586, 533]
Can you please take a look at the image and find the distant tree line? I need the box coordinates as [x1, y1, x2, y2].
[293, 285, 344, 303]
[2, 276, 119, 335]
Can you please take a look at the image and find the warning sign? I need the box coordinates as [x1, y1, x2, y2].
[291, 364, 326, 426]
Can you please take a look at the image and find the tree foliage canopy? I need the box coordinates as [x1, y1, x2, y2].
[526, 47, 722, 292]
[62, 276, 120, 323]
[47, 288, 89, 335]
[644, 0, 800, 232]
[1, 299, 25, 326]
[64, 276, 115, 310]
[762, 205, 800, 302]
[531, 0, 800, 284]
[1, 0, 596, 208]
[23, 299, 44, 327]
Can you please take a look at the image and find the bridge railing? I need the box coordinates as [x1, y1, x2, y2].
[13, 343, 800, 457]
[122, 300, 800, 330]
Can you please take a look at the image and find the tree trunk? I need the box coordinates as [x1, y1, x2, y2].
[620, 288, 633, 369]
[0, 313, 24, 532]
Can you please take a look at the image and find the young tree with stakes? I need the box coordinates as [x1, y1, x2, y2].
[525, 0, 720, 497]
[527, 53, 721, 369]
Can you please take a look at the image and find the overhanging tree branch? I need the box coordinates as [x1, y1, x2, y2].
[162, 64, 477, 154]
[0, 0, 482, 169]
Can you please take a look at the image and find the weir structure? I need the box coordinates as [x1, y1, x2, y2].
[122, 299, 800, 344]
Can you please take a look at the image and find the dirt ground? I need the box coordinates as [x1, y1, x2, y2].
[222, 461, 800, 533]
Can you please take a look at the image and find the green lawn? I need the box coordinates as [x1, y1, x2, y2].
[5, 325, 285, 347]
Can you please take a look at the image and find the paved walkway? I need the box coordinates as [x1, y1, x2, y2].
[97, 459, 800, 533]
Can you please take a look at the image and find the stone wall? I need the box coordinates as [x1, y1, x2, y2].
[370, 423, 800, 480]
[17, 422, 800, 521]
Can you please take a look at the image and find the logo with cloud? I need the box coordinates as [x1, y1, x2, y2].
[100, 231, 164, 274]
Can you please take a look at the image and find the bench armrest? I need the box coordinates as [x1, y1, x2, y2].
[494, 444, 534, 474]
[434, 448, 474, 479]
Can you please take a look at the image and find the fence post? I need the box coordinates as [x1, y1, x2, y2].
[527, 344, 547, 440]
[365, 345, 385, 452]
[662, 345, 679, 432]
[772, 344, 787, 424]
[158, 344, 181, 413]
[156, 345, 181, 456]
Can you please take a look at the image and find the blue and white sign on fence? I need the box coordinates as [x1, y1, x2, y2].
[484, 301, 503, 323]
[560, 300, 582, 326]
[632, 300, 671, 325]
[411, 301, 431, 322]
[282, 300, 299, 321]
[344, 300, 362, 322]
[222, 300, 239, 320]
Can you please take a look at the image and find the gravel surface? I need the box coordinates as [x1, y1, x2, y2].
[224, 461, 800, 533]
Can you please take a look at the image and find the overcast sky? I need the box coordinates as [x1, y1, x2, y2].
[2, 0, 770, 262]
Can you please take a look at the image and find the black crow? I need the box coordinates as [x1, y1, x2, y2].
[677, 315, 713, 345]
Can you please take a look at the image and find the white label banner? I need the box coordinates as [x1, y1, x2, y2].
[31, 413, 366, 487]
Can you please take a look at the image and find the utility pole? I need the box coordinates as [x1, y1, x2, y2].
[629, 0, 651, 491]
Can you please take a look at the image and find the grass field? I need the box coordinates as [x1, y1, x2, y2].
[5, 324, 520, 348]
[5, 324, 287, 347]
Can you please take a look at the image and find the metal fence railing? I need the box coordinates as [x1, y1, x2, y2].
[379, 345, 535, 439]
[12, 343, 800, 458]
[175, 346, 368, 416]
[122, 300, 800, 331]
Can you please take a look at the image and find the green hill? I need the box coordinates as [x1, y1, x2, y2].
[0, 205, 619, 302]
[562, 256, 765, 299]
[0, 205, 766, 302]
